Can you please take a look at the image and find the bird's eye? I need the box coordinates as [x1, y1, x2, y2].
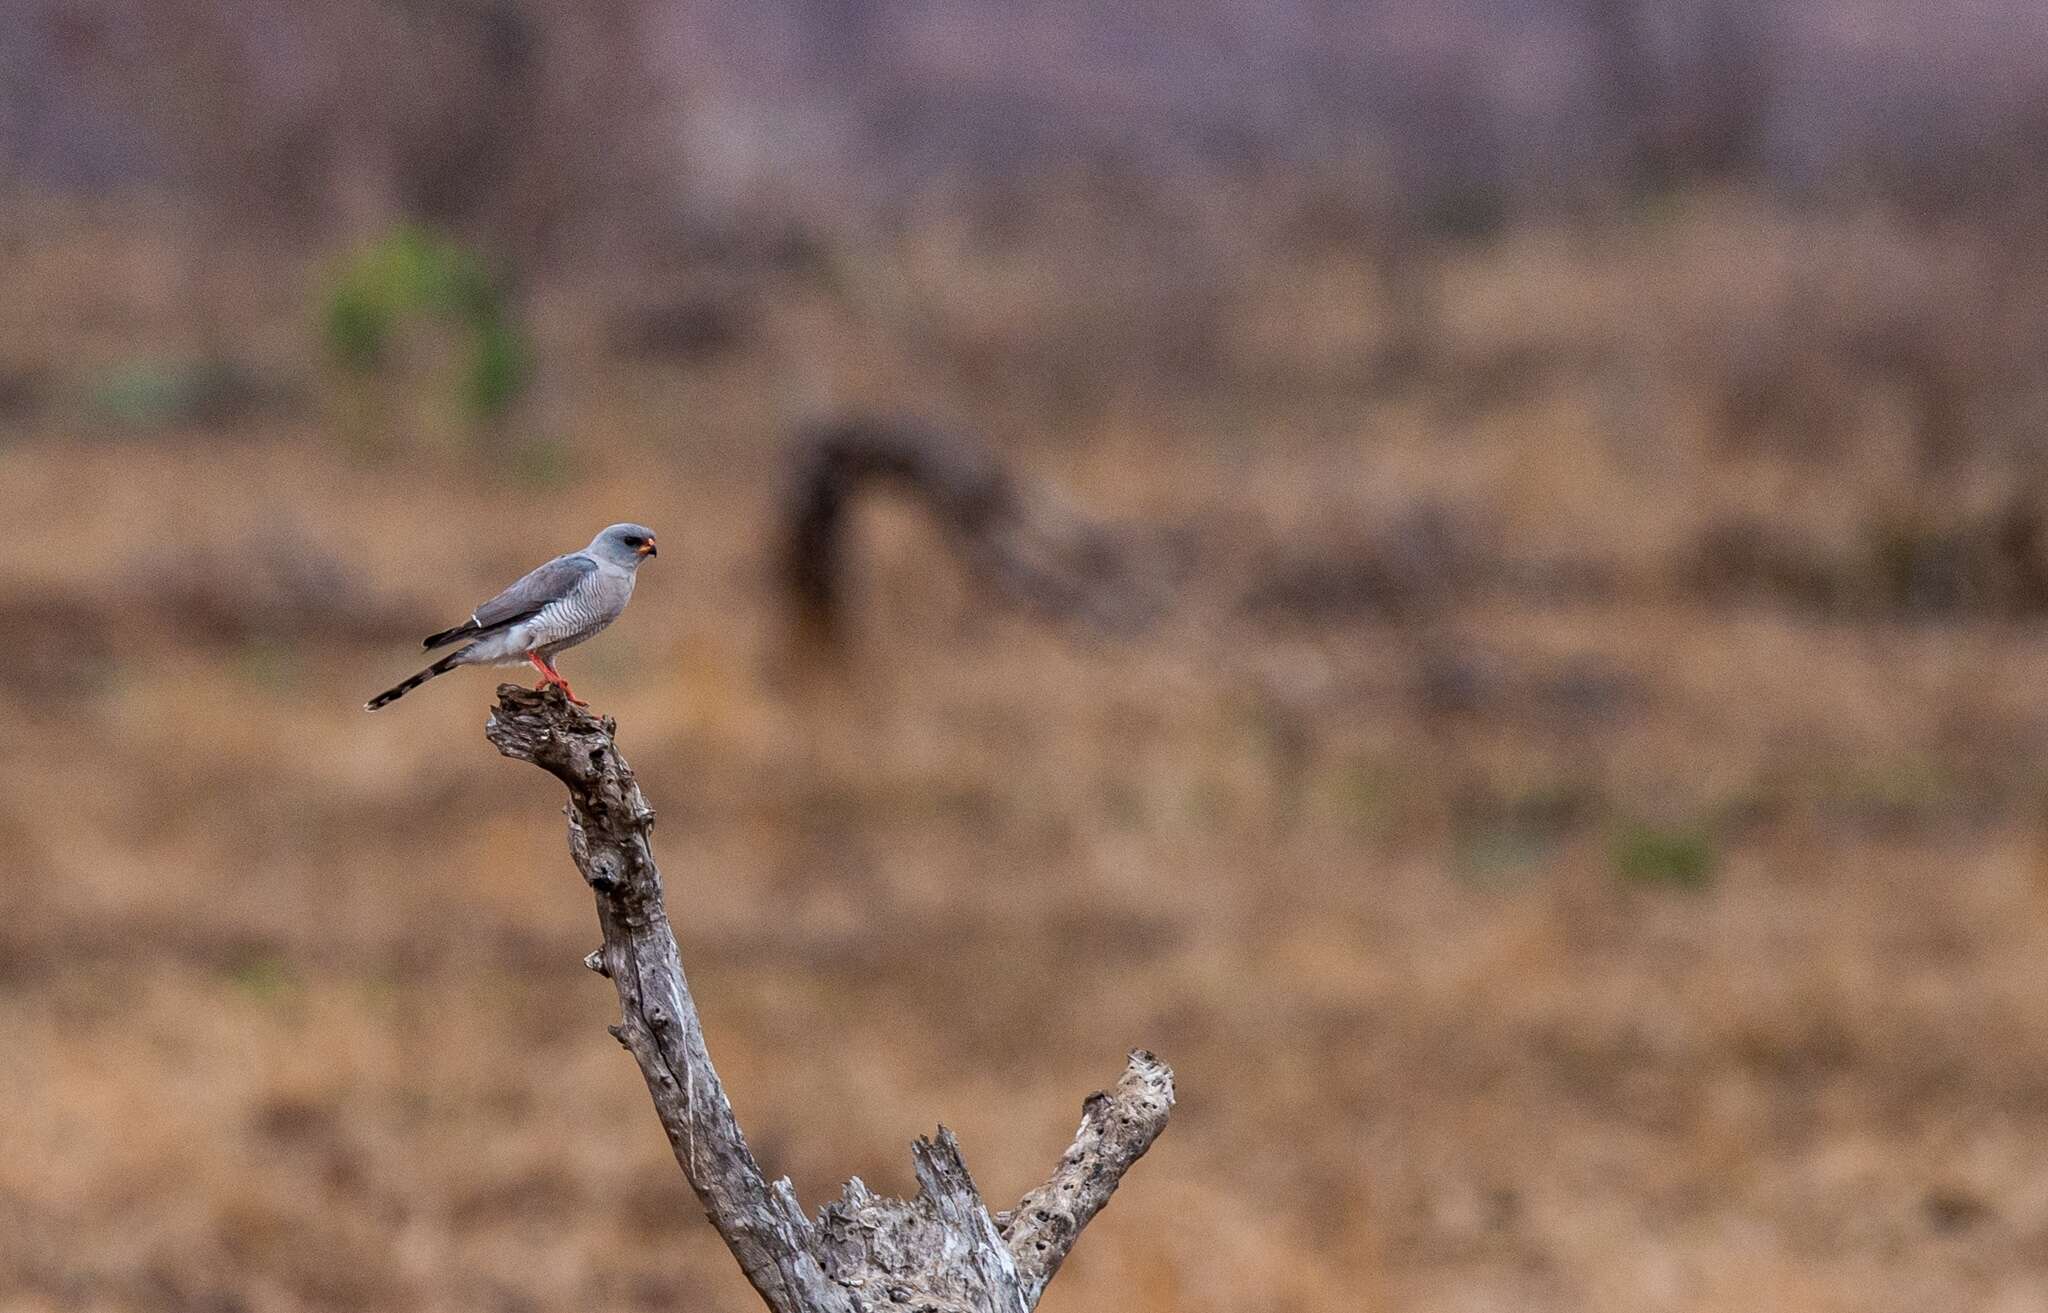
[622, 536, 643, 548]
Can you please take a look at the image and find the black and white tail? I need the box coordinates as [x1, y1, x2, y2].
[365, 652, 465, 711]
[421, 620, 482, 650]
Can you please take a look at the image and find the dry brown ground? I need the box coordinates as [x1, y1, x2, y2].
[7, 194, 2048, 1313]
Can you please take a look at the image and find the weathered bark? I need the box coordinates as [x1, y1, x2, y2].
[484, 685, 1173, 1313]
[995, 1050, 1174, 1306]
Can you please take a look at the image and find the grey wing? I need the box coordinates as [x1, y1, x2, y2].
[422, 553, 598, 649]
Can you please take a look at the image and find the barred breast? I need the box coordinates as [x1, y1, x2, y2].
[531, 572, 634, 656]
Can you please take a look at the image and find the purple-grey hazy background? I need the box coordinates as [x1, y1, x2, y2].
[9, 0, 2047, 243]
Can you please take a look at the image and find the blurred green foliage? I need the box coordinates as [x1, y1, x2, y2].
[225, 952, 300, 1002]
[320, 227, 529, 419]
[1610, 820, 1719, 890]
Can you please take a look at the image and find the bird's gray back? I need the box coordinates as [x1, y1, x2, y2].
[472, 553, 598, 631]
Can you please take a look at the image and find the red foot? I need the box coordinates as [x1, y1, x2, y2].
[526, 652, 589, 706]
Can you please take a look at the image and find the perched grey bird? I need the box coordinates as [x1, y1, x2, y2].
[366, 523, 658, 711]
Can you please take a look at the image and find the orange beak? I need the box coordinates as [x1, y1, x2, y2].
[637, 538, 658, 557]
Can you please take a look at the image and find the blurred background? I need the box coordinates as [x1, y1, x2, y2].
[8, 2, 2048, 1311]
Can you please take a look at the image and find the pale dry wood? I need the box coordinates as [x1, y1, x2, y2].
[484, 685, 1173, 1312]
[996, 1050, 1175, 1306]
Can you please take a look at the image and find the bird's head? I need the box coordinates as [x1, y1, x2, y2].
[591, 523, 659, 568]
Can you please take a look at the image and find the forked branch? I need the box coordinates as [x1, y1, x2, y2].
[484, 685, 1173, 1313]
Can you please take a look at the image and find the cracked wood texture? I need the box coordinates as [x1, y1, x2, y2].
[484, 685, 1174, 1313]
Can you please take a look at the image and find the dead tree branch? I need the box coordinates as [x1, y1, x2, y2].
[995, 1050, 1175, 1305]
[484, 685, 1173, 1313]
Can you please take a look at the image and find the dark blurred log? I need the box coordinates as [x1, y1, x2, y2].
[484, 685, 1173, 1313]
[777, 417, 1517, 648]
[779, 416, 1159, 648]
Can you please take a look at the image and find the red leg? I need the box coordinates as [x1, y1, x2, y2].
[530, 652, 587, 706]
